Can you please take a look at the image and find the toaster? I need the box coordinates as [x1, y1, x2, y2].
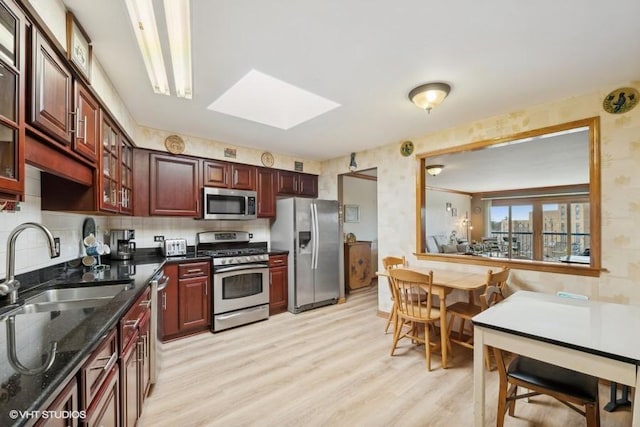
[162, 238, 188, 257]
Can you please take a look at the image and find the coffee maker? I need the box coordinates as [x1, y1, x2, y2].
[109, 229, 136, 260]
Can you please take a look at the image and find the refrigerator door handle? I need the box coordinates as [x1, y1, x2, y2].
[309, 202, 320, 270]
[310, 202, 317, 269]
[313, 202, 320, 269]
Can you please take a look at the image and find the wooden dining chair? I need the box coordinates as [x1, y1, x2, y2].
[493, 349, 600, 426]
[447, 268, 510, 369]
[388, 268, 445, 371]
[382, 256, 405, 334]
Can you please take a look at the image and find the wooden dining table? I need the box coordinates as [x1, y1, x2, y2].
[377, 267, 487, 368]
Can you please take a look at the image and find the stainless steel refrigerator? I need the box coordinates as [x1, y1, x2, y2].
[270, 198, 340, 313]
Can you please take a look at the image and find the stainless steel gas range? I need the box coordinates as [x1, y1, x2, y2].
[196, 231, 269, 332]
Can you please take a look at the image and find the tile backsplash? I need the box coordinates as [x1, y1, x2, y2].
[0, 166, 271, 280]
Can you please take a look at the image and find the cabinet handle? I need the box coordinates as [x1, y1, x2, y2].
[124, 318, 141, 330]
[139, 299, 152, 308]
[68, 110, 77, 134]
[90, 352, 117, 372]
[75, 108, 82, 139]
[162, 292, 167, 310]
[83, 115, 87, 141]
[271, 259, 284, 264]
[205, 284, 208, 296]
[137, 341, 144, 364]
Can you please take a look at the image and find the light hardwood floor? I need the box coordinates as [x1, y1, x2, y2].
[140, 287, 632, 427]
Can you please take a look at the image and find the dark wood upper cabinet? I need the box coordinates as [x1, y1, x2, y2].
[99, 113, 121, 213]
[0, 0, 26, 200]
[298, 173, 317, 197]
[276, 170, 318, 198]
[119, 137, 134, 214]
[31, 29, 72, 146]
[150, 153, 199, 216]
[203, 160, 256, 190]
[73, 81, 99, 161]
[230, 163, 256, 190]
[202, 159, 228, 187]
[276, 170, 297, 194]
[257, 167, 276, 218]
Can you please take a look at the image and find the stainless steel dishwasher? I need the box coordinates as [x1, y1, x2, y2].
[149, 269, 169, 385]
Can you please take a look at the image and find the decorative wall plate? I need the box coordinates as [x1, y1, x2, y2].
[400, 140, 414, 157]
[261, 151, 274, 167]
[603, 87, 638, 114]
[165, 135, 185, 154]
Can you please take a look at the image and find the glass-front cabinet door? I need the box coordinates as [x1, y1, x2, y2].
[120, 138, 133, 214]
[100, 115, 120, 212]
[0, 0, 25, 198]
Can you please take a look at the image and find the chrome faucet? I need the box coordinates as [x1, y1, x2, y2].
[0, 222, 58, 304]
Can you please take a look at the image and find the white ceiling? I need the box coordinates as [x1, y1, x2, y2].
[426, 129, 589, 193]
[61, 0, 640, 161]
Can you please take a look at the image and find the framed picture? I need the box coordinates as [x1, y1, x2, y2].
[66, 12, 92, 81]
[344, 205, 360, 223]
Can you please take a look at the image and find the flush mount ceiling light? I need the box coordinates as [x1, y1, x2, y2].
[125, 0, 170, 96]
[426, 164, 444, 176]
[164, 0, 192, 99]
[409, 82, 451, 113]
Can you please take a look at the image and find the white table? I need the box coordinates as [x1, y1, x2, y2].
[472, 291, 640, 426]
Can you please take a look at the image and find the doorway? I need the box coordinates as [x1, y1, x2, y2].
[338, 168, 378, 293]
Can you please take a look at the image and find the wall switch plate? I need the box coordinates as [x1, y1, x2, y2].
[154, 235, 165, 242]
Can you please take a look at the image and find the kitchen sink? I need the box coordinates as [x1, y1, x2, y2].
[1, 283, 130, 318]
[25, 283, 130, 305]
[10, 298, 114, 315]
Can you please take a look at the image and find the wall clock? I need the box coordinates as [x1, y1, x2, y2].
[603, 87, 638, 114]
[400, 141, 414, 157]
[261, 151, 274, 167]
[165, 135, 185, 154]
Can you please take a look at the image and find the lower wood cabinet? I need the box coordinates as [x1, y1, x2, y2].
[35, 378, 79, 427]
[83, 366, 119, 427]
[344, 241, 373, 291]
[161, 261, 211, 341]
[119, 287, 152, 427]
[269, 254, 288, 315]
[79, 328, 119, 427]
[120, 332, 139, 427]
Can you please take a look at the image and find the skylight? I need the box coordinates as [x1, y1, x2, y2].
[207, 69, 340, 130]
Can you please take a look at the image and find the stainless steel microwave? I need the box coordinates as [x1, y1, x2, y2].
[202, 188, 257, 220]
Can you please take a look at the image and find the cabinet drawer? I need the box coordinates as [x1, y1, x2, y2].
[178, 262, 210, 279]
[83, 364, 120, 427]
[269, 254, 288, 267]
[119, 287, 151, 353]
[80, 328, 118, 411]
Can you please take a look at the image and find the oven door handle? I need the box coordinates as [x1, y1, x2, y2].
[215, 264, 268, 273]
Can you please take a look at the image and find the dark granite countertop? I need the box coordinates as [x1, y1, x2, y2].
[0, 256, 167, 427]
